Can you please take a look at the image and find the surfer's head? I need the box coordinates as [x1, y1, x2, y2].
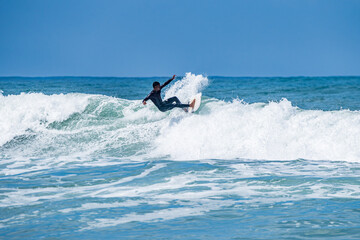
[153, 81, 160, 91]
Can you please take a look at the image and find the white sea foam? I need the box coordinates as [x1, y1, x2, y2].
[1, 159, 359, 229]
[82, 205, 216, 230]
[0, 92, 89, 146]
[59, 201, 140, 213]
[1, 74, 360, 164]
[164, 72, 209, 102]
[153, 98, 360, 162]
[0, 163, 167, 207]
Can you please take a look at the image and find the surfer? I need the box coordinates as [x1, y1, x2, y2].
[142, 75, 195, 112]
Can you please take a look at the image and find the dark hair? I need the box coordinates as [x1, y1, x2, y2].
[153, 81, 160, 88]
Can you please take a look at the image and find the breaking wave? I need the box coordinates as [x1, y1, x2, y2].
[1, 73, 360, 166]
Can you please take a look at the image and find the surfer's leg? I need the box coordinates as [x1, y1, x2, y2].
[171, 97, 190, 108]
[162, 97, 190, 110]
[160, 103, 189, 111]
[173, 103, 190, 108]
[163, 97, 180, 105]
[158, 102, 176, 112]
[160, 97, 195, 112]
[159, 102, 190, 112]
[172, 97, 181, 104]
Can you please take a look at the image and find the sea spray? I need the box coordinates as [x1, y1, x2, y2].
[164, 72, 209, 102]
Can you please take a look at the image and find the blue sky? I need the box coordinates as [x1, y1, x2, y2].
[0, 0, 359, 76]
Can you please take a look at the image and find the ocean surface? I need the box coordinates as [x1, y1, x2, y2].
[1, 73, 360, 239]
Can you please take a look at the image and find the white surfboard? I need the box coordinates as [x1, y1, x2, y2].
[188, 93, 202, 113]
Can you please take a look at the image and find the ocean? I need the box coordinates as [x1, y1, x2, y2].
[0, 73, 359, 239]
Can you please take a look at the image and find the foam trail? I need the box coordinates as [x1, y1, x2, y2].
[83, 206, 214, 230]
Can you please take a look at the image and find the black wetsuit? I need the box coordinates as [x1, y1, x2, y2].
[143, 78, 190, 112]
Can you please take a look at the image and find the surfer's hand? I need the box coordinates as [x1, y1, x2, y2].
[142, 101, 147, 105]
[172, 75, 176, 80]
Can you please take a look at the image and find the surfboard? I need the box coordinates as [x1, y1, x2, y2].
[188, 93, 202, 113]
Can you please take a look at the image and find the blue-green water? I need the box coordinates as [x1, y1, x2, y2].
[1, 73, 360, 239]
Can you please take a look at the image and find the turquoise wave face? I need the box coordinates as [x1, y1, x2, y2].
[0, 74, 360, 239]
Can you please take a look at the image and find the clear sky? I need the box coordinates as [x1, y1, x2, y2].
[0, 0, 359, 77]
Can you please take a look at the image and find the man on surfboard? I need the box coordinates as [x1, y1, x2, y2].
[142, 75, 195, 112]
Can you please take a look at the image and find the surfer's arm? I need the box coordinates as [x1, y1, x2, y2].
[160, 75, 176, 89]
[143, 91, 153, 105]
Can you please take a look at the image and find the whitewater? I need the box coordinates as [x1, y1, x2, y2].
[1, 73, 360, 239]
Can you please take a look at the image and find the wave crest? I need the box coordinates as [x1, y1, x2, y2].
[0, 92, 90, 146]
[1, 74, 360, 163]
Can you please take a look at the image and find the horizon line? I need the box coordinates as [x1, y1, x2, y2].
[0, 74, 359, 78]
